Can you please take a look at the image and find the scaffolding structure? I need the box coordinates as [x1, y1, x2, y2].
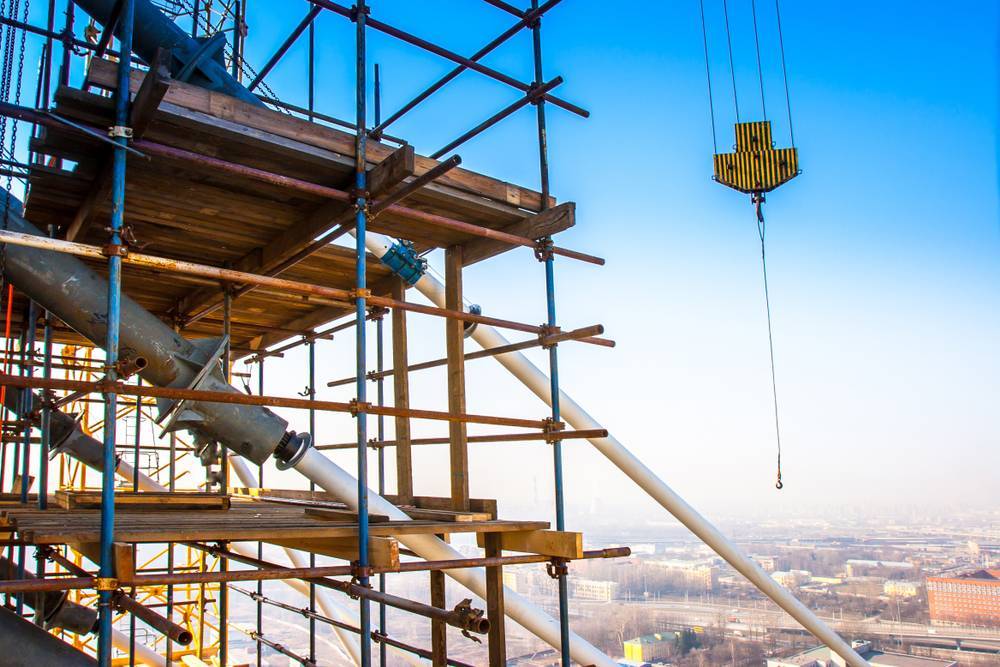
[0, 1, 626, 665]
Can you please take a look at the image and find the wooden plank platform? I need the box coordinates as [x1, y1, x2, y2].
[0, 501, 548, 545]
[16, 59, 576, 356]
[54, 490, 231, 510]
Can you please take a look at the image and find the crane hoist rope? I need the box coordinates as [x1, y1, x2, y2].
[700, 0, 799, 490]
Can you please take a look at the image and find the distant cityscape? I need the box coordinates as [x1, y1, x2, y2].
[197, 509, 1000, 665]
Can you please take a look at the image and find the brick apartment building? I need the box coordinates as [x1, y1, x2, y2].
[926, 569, 1000, 627]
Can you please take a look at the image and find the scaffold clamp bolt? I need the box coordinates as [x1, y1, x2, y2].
[95, 577, 119, 591]
[546, 558, 569, 579]
[533, 237, 554, 262]
[108, 125, 133, 139]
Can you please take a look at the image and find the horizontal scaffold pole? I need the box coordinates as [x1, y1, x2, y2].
[0, 228, 609, 340]
[327, 324, 610, 388]
[0, 372, 554, 429]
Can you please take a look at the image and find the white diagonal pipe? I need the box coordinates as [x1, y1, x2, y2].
[227, 456, 426, 667]
[291, 446, 615, 667]
[358, 231, 867, 667]
[90, 456, 365, 665]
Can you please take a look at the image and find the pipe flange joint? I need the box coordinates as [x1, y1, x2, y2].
[274, 431, 312, 471]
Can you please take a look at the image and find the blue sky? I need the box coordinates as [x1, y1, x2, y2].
[241, 1, 999, 523]
[11, 1, 999, 526]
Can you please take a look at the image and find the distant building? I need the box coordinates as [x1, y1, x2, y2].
[927, 569, 1000, 627]
[753, 555, 781, 572]
[623, 632, 676, 663]
[571, 578, 618, 602]
[772, 570, 811, 588]
[766, 640, 956, 667]
[502, 571, 518, 593]
[845, 559, 915, 577]
[648, 559, 719, 591]
[884, 580, 921, 597]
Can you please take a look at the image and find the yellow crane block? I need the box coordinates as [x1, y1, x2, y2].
[713, 120, 798, 194]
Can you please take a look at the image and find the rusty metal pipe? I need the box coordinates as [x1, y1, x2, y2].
[193, 544, 489, 635]
[317, 428, 610, 450]
[327, 324, 608, 387]
[0, 227, 603, 337]
[130, 138, 602, 265]
[0, 373, 552, 429]
[45, 548, 193, 645]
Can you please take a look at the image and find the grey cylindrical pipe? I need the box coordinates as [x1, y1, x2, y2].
[72, 0, 261, 106]
[2, 385, 160, 491]
[0, 193, 298, 465]
[0, 556, 98, 635]
[0, 606, 97, 665]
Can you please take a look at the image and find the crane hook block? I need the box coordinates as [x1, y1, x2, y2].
[713, 121, 799, 194]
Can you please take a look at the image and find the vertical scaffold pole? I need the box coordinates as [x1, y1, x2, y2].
[220, 286, 232, 666]
[97, 0, 134, 663]
[256, 357, 265, 667]
[37, 230, 54, 511]
[375, 312, 387, 667]
[530, 3, 570, 665]
[307, 339, 317, 664]
[353, 1, 372, 664]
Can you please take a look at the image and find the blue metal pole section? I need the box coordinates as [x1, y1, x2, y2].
[530, 3, 570, 665]
[256, 358, 264, 667]
[220, 286, 231, 666]
[97, 1, 134, 663]
[375, 314, 386, 667]
[19, 300, 36, 504]
[38, 227, 55, 511]
[374, 57, 386, 667]
[15, 302, 36, 616]
[308, 340, 317, 665]
[129, 375, 141, 667]
[353, 2, 372, 665]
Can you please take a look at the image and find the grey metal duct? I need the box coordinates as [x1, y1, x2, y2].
[72, 0, 261, 106]
[0, 555, 99, 635]
[0, 192, 307, 467]
[0, 606, 97, 665]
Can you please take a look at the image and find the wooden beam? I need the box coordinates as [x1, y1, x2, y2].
[476, 530, 583, 559]
[172, 144, 414, 323]
[269, 536, 400, 570]
[129, 48, 171, 140]
[391, 278, 413, 503]
[484, 533, 507, 667]
[303, 506, 390, 523]
[68, 541, 136, 583]
[367, 144, 414, 196]
[430, 566, 447, 666]
[64, 160, 112, 241]
[85, 58, 554, 212]
[462, 202, 576, 267]
[445, 246, 469, 511]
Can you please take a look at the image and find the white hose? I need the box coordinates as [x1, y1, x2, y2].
[227, 457, 427, 667]
[358, 231, 867, 667]
[111, 628, 165, 666]
[293, 446, 616, 667]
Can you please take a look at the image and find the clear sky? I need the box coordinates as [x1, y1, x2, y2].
[14, 1, 999, 528]
[240, 1, 1000, 528]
